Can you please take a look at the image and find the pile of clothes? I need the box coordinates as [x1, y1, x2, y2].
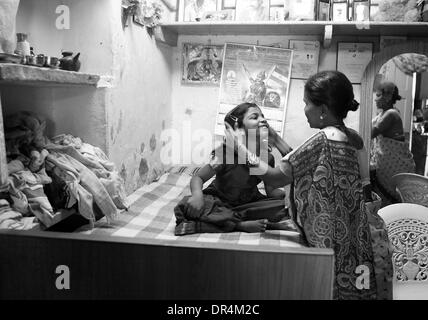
[0, 111, 128, 230]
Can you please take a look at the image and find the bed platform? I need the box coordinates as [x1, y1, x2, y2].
[0, 172, 334, 300]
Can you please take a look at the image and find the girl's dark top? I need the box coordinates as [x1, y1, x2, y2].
[202, 144, 275, 207]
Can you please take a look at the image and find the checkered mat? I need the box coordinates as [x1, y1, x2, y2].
[76, 172, 304, 248]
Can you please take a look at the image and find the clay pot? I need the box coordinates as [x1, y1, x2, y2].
[59, 51, 81, 72]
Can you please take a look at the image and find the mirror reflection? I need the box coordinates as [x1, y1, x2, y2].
[369, 53, 428, 207]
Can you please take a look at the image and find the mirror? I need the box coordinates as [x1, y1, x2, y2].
[360, 41, 428, 206]
[370, 54, 428, 204]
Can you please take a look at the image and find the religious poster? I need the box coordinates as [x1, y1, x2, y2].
[337, 42, 373, 84]
[216, 43, 293, 136]
[289, 40, 320, 79]
[181, 43, 224, 85]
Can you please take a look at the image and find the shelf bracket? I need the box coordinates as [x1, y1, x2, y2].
[323, 25, 333, 49]
[153, 26, 178, 47]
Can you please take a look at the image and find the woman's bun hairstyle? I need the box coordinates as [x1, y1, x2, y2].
[348, 99, 360, 112]
[305, 70, 357, 120]
[378, 81, 402, 104]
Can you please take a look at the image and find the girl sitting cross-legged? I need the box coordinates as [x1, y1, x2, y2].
[174, 102, 295, 236]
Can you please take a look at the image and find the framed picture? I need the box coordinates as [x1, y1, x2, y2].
[317, 0, 331, 21]
[370, 4, 379, 20]
[331, 0, 348, 21]
[235, 0, 269, 21]
[353, 0, 370, 21]
[182, 43, 224, 86]
[201, 9, 235, 20]
[182, 0, 217, 22]
[289, 40, 320, 79]
[337, 42, 373, 84]
[222, 0, 236, 9]
[216, 43, 293, 136]
[284, 0, 316, 20]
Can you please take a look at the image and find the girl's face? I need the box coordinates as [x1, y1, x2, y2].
[241, 107, 268, 132]
[375, 90, 392, 110]
[303, 92, 322, 129]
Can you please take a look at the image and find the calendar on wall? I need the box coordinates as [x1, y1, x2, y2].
[215, 43, 293, 137]
[289, 40, 320, 79]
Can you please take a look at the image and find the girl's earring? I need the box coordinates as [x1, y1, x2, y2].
[320, 113, 325, 126]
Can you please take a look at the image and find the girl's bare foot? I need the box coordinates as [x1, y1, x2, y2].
[236, 219, 268, 233]
[267, 219, 299, 231]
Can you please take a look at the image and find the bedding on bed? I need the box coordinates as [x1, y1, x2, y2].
[75, 170, 304, 248]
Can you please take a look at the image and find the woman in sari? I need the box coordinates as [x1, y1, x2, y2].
[370, 81, 416, 204]
[226, 71, 393, 300]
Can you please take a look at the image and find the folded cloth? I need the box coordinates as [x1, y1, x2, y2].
[7, 159, 25, 175]
[0, 199, 38, 230]
[8, 168, 55, 224]
[46, 144, 105, 170]
[47, 141, 128, 210]
[5, 111, 48, 149]
[47, 151, 118, 223]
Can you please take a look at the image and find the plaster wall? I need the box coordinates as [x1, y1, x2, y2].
[4, 0, 173, 194]
[170, 34, 376, 164]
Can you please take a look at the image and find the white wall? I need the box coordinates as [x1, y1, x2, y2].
[4, 0, 173, 194]
[170, 34, 378, 165]
[106, 2, 173, 193]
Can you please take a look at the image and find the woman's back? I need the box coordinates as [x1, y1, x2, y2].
[284, 129, 377, 299]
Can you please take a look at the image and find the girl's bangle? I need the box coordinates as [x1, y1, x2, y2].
[246, 151, 260, 167]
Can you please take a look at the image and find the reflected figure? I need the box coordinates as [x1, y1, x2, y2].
[370, 81, 416, 205]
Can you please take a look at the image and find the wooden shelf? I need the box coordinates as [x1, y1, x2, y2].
[155, 21, 428, 46]
[0, 63, 112, 88]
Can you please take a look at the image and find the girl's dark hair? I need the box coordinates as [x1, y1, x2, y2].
[224, 102, 259, 129]
[304, 70, 359, 120]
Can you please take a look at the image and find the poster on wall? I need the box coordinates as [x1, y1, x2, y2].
[181, 43, 224, 85]
[216, 43, 293, 136]
[337, 42, 373, 84]
[289, 40, 320, 79]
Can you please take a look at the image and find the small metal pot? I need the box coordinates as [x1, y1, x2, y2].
[26, 55, 36, 66]
[47, 56, 59, 68]
[36, 54, 46, 67]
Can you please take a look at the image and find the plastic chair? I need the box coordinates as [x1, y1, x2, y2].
[391, 173, 428, 207]
[378, 203, 428, 300]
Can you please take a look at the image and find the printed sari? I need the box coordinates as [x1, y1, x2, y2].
[283, 131, 392, 299]
[370, 135, 415, 201]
